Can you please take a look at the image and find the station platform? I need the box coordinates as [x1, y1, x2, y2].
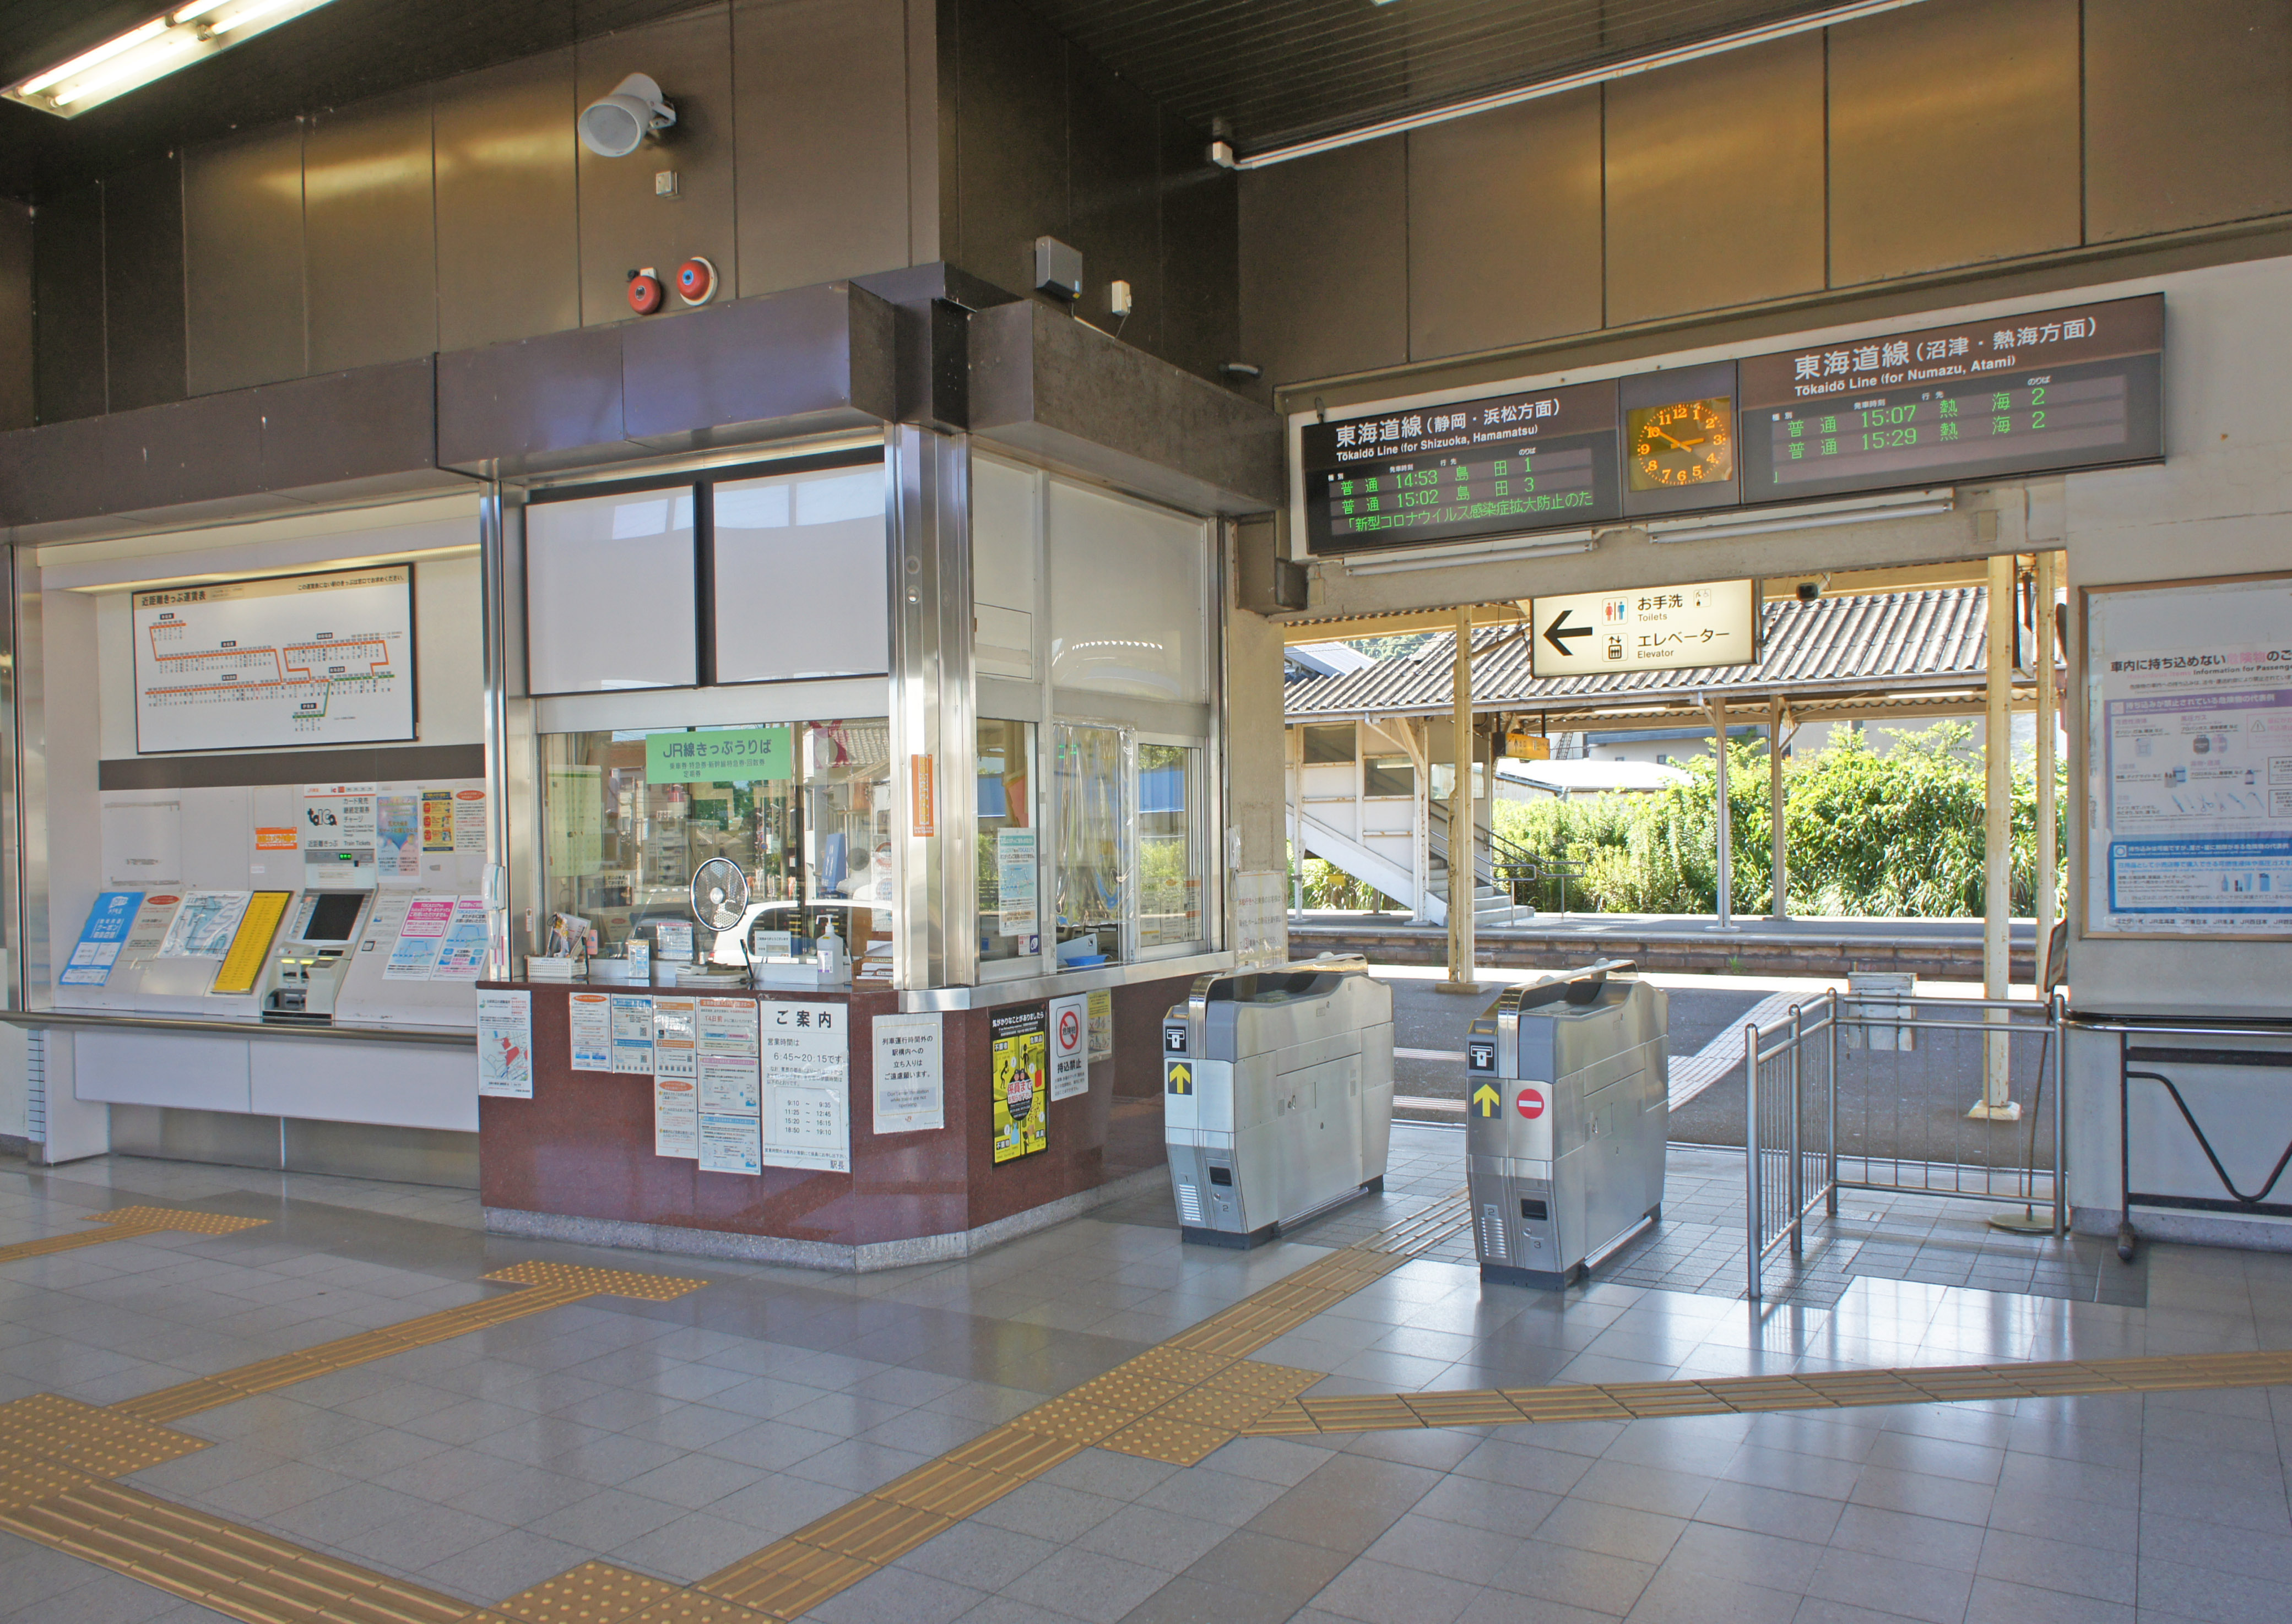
[0, 1126, 2278, 1624]
[1292, 913, 2040, 981]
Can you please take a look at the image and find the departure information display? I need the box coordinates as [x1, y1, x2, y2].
[1735, 296, 2163, 501]
[1298, 295, 2163, 559]
[1299, 381, 1621, 556]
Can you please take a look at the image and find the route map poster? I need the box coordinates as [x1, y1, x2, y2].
[132, 566, 416, 754]
[2086, 573, 2292, 937]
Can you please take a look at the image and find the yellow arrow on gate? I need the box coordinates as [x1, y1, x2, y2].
[1472, 1083, 1500, 1116]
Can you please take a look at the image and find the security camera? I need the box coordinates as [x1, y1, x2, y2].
[580, 73, 676, 158]
[1795, 579, 1821, 602]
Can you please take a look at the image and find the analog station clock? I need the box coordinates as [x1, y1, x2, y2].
[1626, 397, 1734, 490]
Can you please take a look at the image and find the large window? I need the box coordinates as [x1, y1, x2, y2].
[976, 719, 1039, 968]
[527, 489, 697, 694]
[1048, 481, 1209, 702]
[713, 466, 888, 682]
[1364, 754, 1415, 798]
[539, 719, 892, 977]
[1054, 724, 1127, 968]
[1138, 742, 1202, 950]
[1302, 724, 1357, 764]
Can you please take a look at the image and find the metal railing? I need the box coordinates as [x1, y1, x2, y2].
[1743, 988, 2067, 1300]
[1745, 991, 1839, 1300]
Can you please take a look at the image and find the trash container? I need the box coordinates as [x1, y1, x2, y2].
[1466, 959, 1667, 1287]
[1164, 957, 1394, 1247]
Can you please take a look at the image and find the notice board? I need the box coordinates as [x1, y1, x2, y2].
[132, 565, 417, 753]
[2084, 572, 2292, 938]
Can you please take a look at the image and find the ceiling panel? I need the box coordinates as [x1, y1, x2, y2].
[1011, 0, 1854, 154]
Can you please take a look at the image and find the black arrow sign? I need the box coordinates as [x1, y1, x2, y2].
[1543, 609, 1592, 658]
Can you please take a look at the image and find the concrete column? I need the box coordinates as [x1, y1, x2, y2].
[2035, 550, 2060, 989]
[1974, 551, 2017, 1117]
[1442, 607, 1480, 992]
[1768, 694, 1789, 920]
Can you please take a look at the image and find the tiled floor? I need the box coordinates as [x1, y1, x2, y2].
[0, 1131, 2282, 1624]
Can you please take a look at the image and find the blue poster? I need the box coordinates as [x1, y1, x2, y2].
[61, 892, 143, 987]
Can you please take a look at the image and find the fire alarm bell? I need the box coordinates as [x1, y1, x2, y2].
[676, 257, 716, 306]
[627, 268, 664, 314]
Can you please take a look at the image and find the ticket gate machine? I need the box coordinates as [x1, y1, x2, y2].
[1163, 959, 1395, 1247]
[1466, 960, 1667, 1288]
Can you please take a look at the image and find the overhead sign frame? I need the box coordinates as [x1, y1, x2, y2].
[1529, 578, 1762, 680]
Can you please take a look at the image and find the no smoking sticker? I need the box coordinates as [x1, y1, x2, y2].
[1515, 1087, 1546, 1120]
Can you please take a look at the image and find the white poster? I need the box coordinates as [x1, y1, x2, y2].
[1048, 992, 1091, 1102]
[453, 787, 489, 853]
[2088, 575, 2292, 936]
[697, 998, 761, 1112]
[762, 1000, 850, 1171]
[568, 990, 614, 1070]
[100, 799, 182, 888]
[476, 989, 533, 1099]
[698, 1113, 763, 1175]
[653, 996, 699, 1080]
[996, 827, 1038, 938]
[1232, 870, 1289, 970]
[383, 895, 454, 980]
[156, 890, 251, 958]
[430, 898, 490, 980]
[302, 784, 379, 889]
[872, 1011, 945, 1134]
[131, 566, 415, 754]
[654, 1072, 698, 1159]
[611, 993, 655, 1073]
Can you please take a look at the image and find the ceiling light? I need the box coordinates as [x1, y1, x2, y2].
[3, 0, 339, 118]
[1639, 488, 1953, 544]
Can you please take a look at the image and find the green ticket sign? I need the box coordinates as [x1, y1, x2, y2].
[646, 726, 792, 783]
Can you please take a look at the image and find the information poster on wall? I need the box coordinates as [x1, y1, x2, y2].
[996, 828, 1038, 938]
[61, 892, 143, 987]
[430, 899, 490, 980]
[2087, 573, 2292, 937]
[384, 895, 454, 979]
[568, 990, 613, 1070]
[454, 787, 489, 852]
[761, 1001, 849, 1172]
[131, 566, 416, 754]
[697, 997, 762, 1175]
[377, 794, 421, 878]
[872, 1012, 944, 1134]
[476, 989, 533, 1099]
[611, 992, 655, 1073]
[654, 1072, 698, 1159]
[990, 1004, 1049, 1163]
[422, 791, 455, 851]
[1087, 988, 1113, 1059]
[302, 784, 379, 888]
[1232, 871, 1290, 970]
[1047, 993, 1091, 1102]
[157, 890, 251, 958]
[654, 996, 699, 1080]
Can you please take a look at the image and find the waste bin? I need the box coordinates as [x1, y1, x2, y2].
[1466, 960, 1667, 1287]
[1164, 958, 1394, 1247]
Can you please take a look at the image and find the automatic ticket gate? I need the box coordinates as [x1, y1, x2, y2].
[1163, 959, 1395, 1247]
[1466, 960, 1667, 1288]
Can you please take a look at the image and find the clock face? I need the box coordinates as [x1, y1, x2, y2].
[1627, 397, 1735, 491]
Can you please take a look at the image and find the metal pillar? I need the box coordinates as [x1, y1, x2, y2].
[1706, 695, 1737, 931]
[1439, 608, 1480, 993]
[2035, 551, 2060, 989]
[1768, 693, 1789, 920]
[1972, 551, 2017, 1118]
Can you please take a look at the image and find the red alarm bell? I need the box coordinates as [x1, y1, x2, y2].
[676, 256, 717, 306]
[626, 268, 664, 314]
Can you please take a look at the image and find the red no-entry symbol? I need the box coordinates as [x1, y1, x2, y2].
[1516, 1088, 1546, 1120]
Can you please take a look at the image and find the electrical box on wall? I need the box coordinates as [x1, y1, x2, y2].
[1034, 237, 1083, 302]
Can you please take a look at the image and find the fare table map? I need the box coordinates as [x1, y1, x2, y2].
[132, 566, 416, 754]
[1298, 295, 2163, 558]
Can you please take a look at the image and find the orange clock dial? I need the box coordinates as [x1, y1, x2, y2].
[1626, 397, 1735, 491]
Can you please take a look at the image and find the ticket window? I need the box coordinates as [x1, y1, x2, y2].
[977, 720, 1041, 971]
[538, 719, 892, 970]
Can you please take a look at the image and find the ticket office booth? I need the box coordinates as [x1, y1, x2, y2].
[19, 495, 500, 1182]
[481, 428, 1235, 1268]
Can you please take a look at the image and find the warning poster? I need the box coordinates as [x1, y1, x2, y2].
[990, 1004, 1049, 1163]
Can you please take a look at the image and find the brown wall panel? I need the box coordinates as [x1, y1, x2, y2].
[0, 199, 30, 431]
[435, 49, 579, 353]
[184, 123, 307, 395]
[1068, 48, 1161, 343]
[1238, 137, 1408, 388]
[2087, 0, 2292, 242]
[577, 8, 736, 328]
[953, 0, 1069, 296]
[1158, 111, 1239, 384]
[306, 86, 438, 373]
[1605, 33, 1825, 327]
[1829, 0, 2080, 285]
[32, 182, 105, 424]
[1408, 88, 1601, 362]
[101, 156, 186, 414]
[733, 0, 912, 297]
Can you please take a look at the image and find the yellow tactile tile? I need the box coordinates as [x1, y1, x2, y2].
[495, 1559, 683, 1623]
[876, 1458, 1012, 1521]
[481, 1260, 709, 1300]
[0, 1394, 208, 1476]
[701, 1538, 876, 1618]
[1098, 1414, 1234, 1465]
[625, 1593, 772, 1622]
[82, 1205, 271, 1236]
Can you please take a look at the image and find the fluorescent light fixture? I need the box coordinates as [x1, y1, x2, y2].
[1236, 0, 1933, 169]
[1341, 529, 1596, 575]
[1640, 488, 1955, 544]
[4, 0, 339, 118]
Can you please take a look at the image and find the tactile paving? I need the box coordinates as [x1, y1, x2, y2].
[1099, 1414, 1233, 1466]
[482, 1260, 710, 1300]
[495, 1559, 682, 1622]
[83, 1206, 271, 1236]
[0, 1394, 208, 1476]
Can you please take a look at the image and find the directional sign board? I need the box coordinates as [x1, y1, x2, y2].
[1529, 578, 1759, 679]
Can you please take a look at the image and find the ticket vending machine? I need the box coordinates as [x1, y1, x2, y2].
[260, 891, 374, 1022]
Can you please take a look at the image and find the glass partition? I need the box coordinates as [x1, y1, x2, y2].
[539, 718, 892, 976]
[1054, 724, 1128, 968]
[1138, 742, 1202, 952]
[976, 719, 1040, 969]
[527, 487, 698, 694]
[712, 466, 888, 682]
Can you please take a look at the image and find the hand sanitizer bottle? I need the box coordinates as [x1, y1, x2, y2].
[816, 917, 848, 983]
